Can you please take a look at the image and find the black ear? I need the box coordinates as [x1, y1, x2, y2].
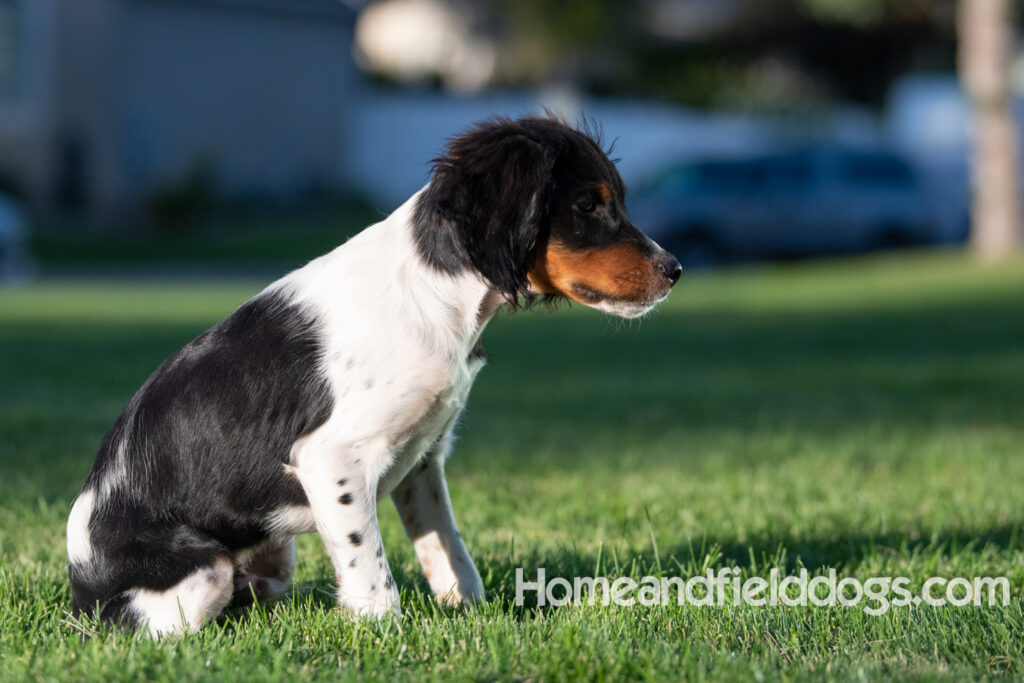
[415, 119, 556, 303]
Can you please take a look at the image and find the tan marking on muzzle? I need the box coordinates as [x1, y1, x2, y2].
[529, 242, 662, 304]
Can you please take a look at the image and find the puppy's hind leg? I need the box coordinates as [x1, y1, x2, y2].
[88, 552, 235, 638]
[126, 554, 235, 638]
[69, 497, 235, 637]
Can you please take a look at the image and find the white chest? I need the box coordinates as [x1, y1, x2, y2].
[373, 346, 486, 499]
[288, 339, 486, 502]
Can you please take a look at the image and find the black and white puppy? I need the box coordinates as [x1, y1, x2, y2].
[67, 116, 682, 636]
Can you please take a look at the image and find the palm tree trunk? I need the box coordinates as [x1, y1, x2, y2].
[958, 0, 1021, 261]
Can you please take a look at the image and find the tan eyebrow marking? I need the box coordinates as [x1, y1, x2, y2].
[597, 183, 611, 202]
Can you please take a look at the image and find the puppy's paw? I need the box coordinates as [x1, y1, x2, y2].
[436, 580, 486, 607]
[339, 588, 401, 620]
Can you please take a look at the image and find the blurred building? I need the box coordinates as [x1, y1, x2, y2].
[0, 0, 356, 220]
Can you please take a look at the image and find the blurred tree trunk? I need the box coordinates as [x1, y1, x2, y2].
[958, 0, 1021, 261]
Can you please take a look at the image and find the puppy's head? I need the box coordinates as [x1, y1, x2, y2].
[416, 116, 681, 318]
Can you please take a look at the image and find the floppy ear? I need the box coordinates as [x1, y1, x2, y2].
[422, 122, 555, 303]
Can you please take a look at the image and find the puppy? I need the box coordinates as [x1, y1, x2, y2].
[66, 116, 681, 636]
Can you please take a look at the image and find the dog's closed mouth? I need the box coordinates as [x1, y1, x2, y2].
[571, 282, 669, 310]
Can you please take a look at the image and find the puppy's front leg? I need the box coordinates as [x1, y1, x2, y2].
[392, 436, 485, 606]
[292, 447, 400, 618]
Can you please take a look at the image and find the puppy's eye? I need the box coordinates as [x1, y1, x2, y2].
[578, 201, 596, 213]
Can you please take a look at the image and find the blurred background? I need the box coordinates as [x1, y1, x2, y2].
[0, 0, 1021, 277]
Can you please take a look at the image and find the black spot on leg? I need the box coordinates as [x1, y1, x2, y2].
[349, 558, 357, 568]
[378, 561, 383, 569]
[375, 547, 383, 558]
[370, 584, 376, 592]
[338, 493, 353, 505]
[346, 358, 355, 370]
[432, 490, 440, 505]
[348, 532, 363, 546]
[337, 478, 347, 487]
[384, 575, 395, 590]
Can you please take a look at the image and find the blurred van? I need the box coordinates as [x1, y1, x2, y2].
[629, 145, 937, 267]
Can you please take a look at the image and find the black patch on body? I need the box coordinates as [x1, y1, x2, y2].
[69, 291, 334, 619]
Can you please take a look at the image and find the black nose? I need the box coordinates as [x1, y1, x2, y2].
[659, 256, 682, 286]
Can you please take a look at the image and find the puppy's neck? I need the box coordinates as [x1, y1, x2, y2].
[388, 190, 505, 354]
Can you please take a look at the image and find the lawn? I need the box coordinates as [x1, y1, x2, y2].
[1, 251, 1023, 681]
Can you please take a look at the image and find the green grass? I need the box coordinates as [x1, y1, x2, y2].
[2, 250, 1023, 681]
